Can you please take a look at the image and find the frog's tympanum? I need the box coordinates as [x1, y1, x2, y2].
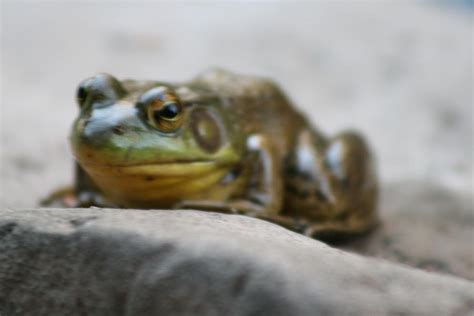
[44, 69, 378, 239]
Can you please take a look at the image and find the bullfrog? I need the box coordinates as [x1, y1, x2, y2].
[44, 69, 378, 239]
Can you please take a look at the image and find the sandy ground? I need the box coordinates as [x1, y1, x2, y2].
[1, 2, 472, 207]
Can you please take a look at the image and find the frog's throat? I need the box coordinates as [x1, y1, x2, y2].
[81, 161, 233, 207]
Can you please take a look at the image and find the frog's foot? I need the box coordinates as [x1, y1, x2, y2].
[301, 216, 379, 243]
[174, 199, 376, 240]
[174, 199, 306, 232]
[41, 187, 110, 208]
[40, 187, 78, 208]
[174, 199, 262, 215]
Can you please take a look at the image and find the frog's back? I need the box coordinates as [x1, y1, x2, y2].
[194, 69, 309, 156]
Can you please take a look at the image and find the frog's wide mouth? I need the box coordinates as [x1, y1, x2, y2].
[80, 160, 227, 178]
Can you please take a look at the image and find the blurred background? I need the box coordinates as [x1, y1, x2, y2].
[1, 1, 472, 208]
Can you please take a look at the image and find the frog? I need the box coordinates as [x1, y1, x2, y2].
[43, 69, 378, 240]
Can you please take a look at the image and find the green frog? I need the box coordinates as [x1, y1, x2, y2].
[44, 69, 378, 239]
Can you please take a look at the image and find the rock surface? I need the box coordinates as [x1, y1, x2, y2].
[1, 208, 473, 316]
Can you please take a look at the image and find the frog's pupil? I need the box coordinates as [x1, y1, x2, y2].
[158, 103, 180, 120]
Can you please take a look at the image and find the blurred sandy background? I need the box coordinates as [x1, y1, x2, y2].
[0, 1, 472, 208]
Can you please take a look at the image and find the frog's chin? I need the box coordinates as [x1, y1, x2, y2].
[79, 160, 233, 208]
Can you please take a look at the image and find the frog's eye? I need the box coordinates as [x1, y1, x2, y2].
[76, 84, 89, 107]
[148, 100, 185, 132]
[76, 74, 126, 108]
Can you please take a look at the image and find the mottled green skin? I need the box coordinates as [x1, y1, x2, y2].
[45, 69, 378, 239]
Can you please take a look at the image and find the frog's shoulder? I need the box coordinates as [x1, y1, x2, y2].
[193, 68, 283, 99]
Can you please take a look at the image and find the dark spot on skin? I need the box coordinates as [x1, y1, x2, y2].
[221, 165, 242, 184]
[323, 157, 334, 170]
[248, 195, 263, 205]
[145, 176, 155, 181]
[341, 178, 350, 191]
[112, 125, 125, 135]
[299, 172, 313, 181]
[285, 165, 297, 175]
[314, 189, 327, 202]
[248, 178, 258, 189]
[335, 210, 351, 221]
[284, 182, 309, 199]
[298, 189, 310, 199]
[284, 183, 298, 195]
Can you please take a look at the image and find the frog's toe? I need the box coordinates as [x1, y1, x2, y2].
[40, 187, 78, 208]
[75, 191, 111, 208]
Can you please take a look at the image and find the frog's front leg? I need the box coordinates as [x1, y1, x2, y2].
[41, 164, 111, 208]
[175, 135, 302, 229]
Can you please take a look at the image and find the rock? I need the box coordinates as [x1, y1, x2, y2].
[1, 208, 473, 316]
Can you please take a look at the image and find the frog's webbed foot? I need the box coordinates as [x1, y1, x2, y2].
[75, 191, 111, 208]
[41, 163, 114, 208]
[175, 198, 371, 241]
[41, 187, 78, 208]
[174, 199, 262, 215]
[41, 187, 110, 208]
[301, 218, 378, 243]
[173, 199, 305, 233]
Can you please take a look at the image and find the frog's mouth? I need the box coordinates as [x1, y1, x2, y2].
[83, 160, 222, 177]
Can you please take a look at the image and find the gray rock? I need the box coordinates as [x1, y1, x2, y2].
[1, 208, 473, 316]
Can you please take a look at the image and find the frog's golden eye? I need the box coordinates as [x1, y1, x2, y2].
[148, 100, 185, 132]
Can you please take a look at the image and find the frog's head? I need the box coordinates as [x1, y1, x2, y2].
[70, 73, 245, 207]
